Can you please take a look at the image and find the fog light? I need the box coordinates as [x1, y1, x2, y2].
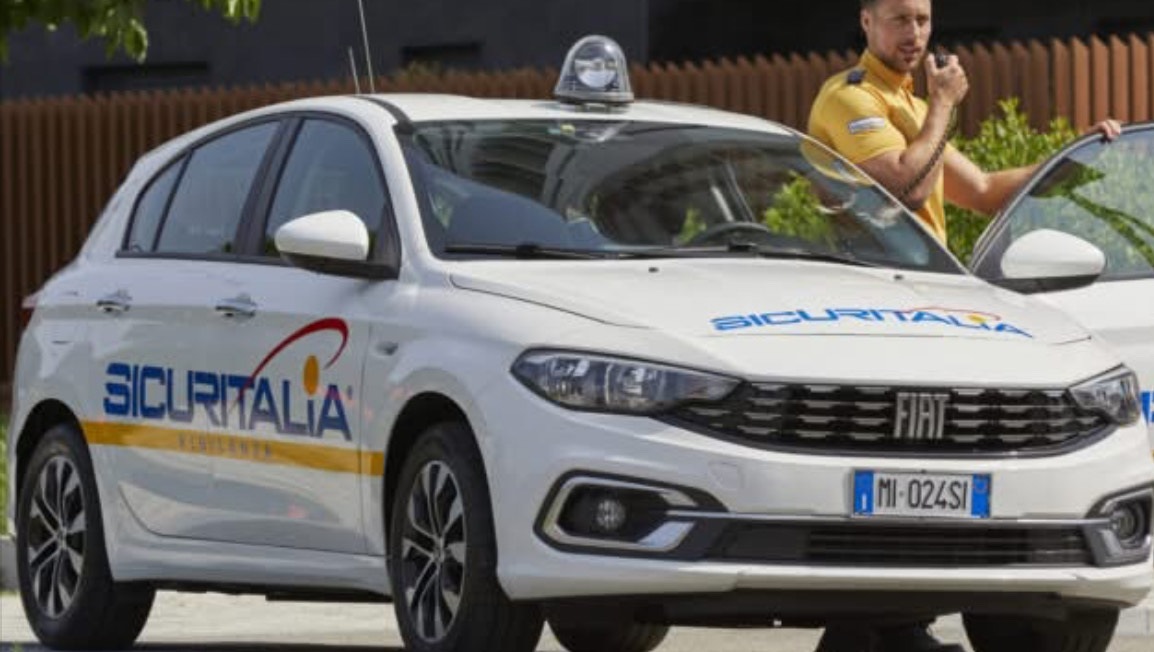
[1086, 489, 1153, 567]
[595, 497, 627, 533]
[1110, 503, 1147, 546]
[558, 486, 670, 541]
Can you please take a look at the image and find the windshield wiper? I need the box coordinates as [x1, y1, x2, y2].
[446, 241, 879, 267]
[615, 241, 879, 267]
[444, 243, 608, 259]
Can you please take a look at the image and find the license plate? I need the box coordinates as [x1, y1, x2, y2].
[853, 470, 991, 519]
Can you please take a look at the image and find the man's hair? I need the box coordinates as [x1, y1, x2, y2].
[860, 0, 880, 7]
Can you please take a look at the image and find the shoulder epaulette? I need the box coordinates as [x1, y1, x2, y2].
[847, 69, 866, 85]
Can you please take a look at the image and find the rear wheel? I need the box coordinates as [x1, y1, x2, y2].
[388, 421, 544, 652]
[550, 618, 670, 652]
[963, 608, 1119, 652]
[16, 423, 155, 649]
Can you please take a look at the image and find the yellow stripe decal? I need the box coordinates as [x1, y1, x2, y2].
[83, 421, 384, 476]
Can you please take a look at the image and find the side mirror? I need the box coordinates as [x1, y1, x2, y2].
[275, 210, 395, 279]
[993, 229, 1106, 293]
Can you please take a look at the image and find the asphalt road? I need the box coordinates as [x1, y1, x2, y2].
[2, 592, 1153, 652]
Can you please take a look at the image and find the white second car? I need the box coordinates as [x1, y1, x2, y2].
[6, 36, 1154, 652]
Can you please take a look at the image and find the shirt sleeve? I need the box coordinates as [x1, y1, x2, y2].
[812, 86, 907, 164]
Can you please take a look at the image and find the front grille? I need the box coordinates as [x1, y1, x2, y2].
[665, 383, 1111, 454]
[708, 522, 1092, 567]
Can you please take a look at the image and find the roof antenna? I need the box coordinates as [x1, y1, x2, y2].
[356, 0, 377, 93]
[348, 46, 362, 94]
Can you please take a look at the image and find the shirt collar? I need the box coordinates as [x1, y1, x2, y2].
[861, 50, 914, 92]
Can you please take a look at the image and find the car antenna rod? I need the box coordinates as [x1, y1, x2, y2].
[348, 46, 362, 94]
[356, 0, 377, 93]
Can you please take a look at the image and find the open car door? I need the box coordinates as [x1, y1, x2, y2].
[969, 123, 1154, 451]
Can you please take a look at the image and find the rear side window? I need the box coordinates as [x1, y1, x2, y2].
[153, 122, 278, 255]
[125, 162, 181, 252]
[263, 119, 385, 256]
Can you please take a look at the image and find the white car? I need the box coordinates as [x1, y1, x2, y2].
[6, 36, 1153, 652]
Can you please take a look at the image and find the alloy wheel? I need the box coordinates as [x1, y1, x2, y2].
[25, 455, 87, 619]
[400, 460, 467, 642]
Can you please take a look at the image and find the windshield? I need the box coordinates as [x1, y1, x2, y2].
[402, 120, 962, 273]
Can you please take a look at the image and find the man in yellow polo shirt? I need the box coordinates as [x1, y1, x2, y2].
[809, 0, 1119, 249]
[808, 1, 1119, 650]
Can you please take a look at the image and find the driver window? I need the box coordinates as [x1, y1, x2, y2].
[996, 130, 1154, 280]
[264, 119, 386, 257]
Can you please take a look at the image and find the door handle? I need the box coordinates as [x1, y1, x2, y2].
[215, 294, 258, 320]
[96, 290, 132, 315]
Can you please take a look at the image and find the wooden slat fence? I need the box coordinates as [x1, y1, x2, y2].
[3, 32, 1154, 390]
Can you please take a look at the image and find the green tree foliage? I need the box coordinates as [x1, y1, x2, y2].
[945, 98, 1078, 261]
[0, 0, 261, 61]
[758, 174, 835, 245]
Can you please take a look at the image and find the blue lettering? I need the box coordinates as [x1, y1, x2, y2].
[910, 311, 950, 324]
[833, 309, 878, 321]
[103, 363, 132, 416]
[139, 366, 167, 419]
[875, 309, 910, 322]
[167, 369, 194, 423]
[317, 385, 352, 440]
[761, 312, 801, 325]
[101, 361, 354, 441]
[193, 371, 222, 427]
[797, 309, 838, 322]
[131, 363, 141, 418]
[712, 316, 754, 331]
[993, 323, 1032, 338]
[248, 378, 283, 432]
[224, 374, 249, 430]
[747, 313, 766, 326]
[281, 380, 311, 435]
[1143, 391, 1153, 423]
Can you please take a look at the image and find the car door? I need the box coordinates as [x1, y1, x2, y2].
[970, 124, 1154, 450]
[192, 114, 402, 553]
[85, 120, 283, 538]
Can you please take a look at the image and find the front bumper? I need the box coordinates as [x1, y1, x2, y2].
[477, 377, 1154, 608]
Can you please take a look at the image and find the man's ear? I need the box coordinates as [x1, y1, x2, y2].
[860, 9, 872, 34]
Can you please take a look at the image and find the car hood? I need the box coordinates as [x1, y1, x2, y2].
[449, 259, 1090, 345]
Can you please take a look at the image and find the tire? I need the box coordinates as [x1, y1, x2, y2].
[16, 423, 155, 650]
[962, 608, 1119, 652]
[388, 421, 544, 652]
[550, 619, 670, 652]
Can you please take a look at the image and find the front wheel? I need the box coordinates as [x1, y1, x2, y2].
[16, 423, 155, 649]
[388, 421, 544, 652]
[550, 618, 670, 652]
[962, 608, 1119, 652]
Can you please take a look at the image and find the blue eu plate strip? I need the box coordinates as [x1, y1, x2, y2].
[971, 474, 991, 518]
[853, 470, 874, 515]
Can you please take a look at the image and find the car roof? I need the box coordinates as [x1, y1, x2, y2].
[370, 93, 793, 134]
[128, 92, 797, 184]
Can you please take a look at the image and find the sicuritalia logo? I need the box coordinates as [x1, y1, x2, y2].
[711, 306, 1031, 337]
[103, 318, 353, 440]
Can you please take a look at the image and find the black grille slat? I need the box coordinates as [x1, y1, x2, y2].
[668, 383, 1110, 454]
[709, 524, 1092, 567]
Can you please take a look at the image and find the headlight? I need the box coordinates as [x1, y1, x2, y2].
[512, 350, 738, 415]
[1070, 367, 1142, 425]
